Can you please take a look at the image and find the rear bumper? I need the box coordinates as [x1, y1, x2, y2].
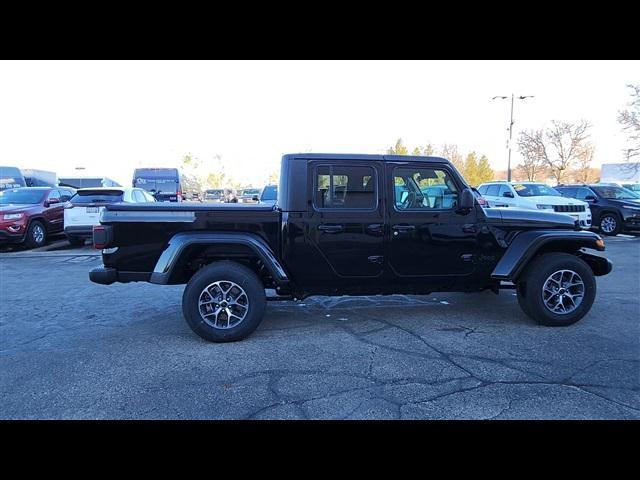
[65, 226, 94, 238]
[89, 265, 151, 285]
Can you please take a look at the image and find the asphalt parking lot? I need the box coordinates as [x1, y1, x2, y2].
[1, 236, 639, 419]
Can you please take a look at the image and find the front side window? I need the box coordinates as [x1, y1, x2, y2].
[133, 190, 147, 202]
[498, 184, 512, 197]
[47, 189, 61, 201]
[314, 165, 375, 209]
[393, 167, 458, 210]
[575, 188, 593, 200]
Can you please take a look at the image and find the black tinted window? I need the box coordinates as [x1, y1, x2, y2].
[71, 190, 124, 204]
[261, 185, 278, 201]
[315, 166, 376, 209]
[575, 188, 593, 200]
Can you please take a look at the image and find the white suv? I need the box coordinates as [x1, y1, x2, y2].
[64, 187, 156, 246]
[477, 181, 592, 229]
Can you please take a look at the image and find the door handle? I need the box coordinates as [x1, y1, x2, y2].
[392, 224, 416, 232]
[366, 223, 384, 234]
[318, 224, 344, 233]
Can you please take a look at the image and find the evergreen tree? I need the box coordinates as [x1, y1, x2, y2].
[476, 155, 495, 185]
[387, 138, 409, 155]
[463, 152, 479, 186]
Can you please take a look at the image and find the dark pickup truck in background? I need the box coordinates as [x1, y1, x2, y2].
[90, 154, 612, 342]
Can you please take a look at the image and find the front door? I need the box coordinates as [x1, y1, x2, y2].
[304, 161, 385, 285]
[386, 162, 479, 285]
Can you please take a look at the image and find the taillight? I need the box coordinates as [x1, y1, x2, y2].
[93, 225, 111, 249]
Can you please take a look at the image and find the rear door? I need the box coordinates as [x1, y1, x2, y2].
[498, 184, 517, 207]
[305, 161, 385, 281]
[484, 184, 503, 207]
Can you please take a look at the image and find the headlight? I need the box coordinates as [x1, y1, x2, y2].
[3, 213, 24, 220]
[536, 204, 554, 210]
[622, 205, 640, 211]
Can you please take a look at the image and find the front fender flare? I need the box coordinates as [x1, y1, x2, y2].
[149, 231, 289, 285]
[491, 230, 607, 281]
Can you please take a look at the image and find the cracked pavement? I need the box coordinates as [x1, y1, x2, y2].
[1, 237, 639, 419]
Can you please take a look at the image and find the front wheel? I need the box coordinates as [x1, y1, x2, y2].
[24, 221, 46, 249]
[182, 261, 266, 342]
[599, 213, 621, 236]
[517, 252, 596, 327]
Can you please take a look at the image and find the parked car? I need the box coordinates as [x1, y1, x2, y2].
[64, 187, 156, 246]
[204, 189, 225, 202]
[133, 168, 182, 202]
[0, 166, 26, 190]
[259, 184, 278, 206]
[556, 183, 640, 236]
[477, 181, 592, 229]
[239, 188, 261, 203]
[0, 186, 74, 248]
[90, 153, 612, 343]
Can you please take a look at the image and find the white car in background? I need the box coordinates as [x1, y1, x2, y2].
[64, 187, 156, 246]
[477, 181, 592, 229]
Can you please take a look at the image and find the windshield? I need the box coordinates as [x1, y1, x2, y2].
[0, 188, 45, 204]
[243, 189, 260, 195]
[206, 189, 224, 195]
[592, 186, 640, 200]
[134, 177, 178, 194]
[261, 185, 277, 201]
[622, 184, 640, 192]
[70, 190, 124, 204]
[512, 184, 561, 197]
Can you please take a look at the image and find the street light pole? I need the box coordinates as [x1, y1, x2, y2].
[492, 94, 534, 182]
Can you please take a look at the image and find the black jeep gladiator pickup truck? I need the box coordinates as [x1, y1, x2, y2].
[90, 154, 612, 342]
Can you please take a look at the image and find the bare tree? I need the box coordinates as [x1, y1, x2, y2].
[573, 144, 597, 183]
[618, 84, 640, 172]
[516, 130, 547, 181]
[440, 144, 464, 172]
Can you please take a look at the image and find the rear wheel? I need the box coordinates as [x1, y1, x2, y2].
[24, 221, 46, 249]
[517, 252, 596, 327]
[182, 261, 266, 342]
[599, 213, 621, 236]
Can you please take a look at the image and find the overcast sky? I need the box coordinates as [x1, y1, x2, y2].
[0, 60, 637, 186]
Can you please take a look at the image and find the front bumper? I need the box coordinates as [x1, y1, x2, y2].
[0, 229, 26, 244]
[622, 214, 640, 231]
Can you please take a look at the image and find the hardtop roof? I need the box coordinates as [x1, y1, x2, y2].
[283, 153, 450, 163]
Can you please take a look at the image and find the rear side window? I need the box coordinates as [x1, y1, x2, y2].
[71, 190, 124, 204]
[485, 184, 500, 196]
[477, 185, 488, 195]
[314, 165, 376, 209]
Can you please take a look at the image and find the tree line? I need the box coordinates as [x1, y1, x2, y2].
[386, 138, 495, 187]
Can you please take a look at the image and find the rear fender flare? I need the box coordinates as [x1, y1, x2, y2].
[149, 231, 289, 285]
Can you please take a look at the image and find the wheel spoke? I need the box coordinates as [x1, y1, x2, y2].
[541, 269, 584, 315]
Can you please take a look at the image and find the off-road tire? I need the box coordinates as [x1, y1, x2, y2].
[182, 261, 266, 342]
[517, 252, 596, 327]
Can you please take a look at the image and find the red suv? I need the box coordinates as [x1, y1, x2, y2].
[0, 187, 75, 248]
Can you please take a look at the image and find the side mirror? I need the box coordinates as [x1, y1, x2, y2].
[458, 188, 475, 212]
[503, 191, 514, 198]
[45, 198, 61, 207]
[252, 195, 259, 201]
